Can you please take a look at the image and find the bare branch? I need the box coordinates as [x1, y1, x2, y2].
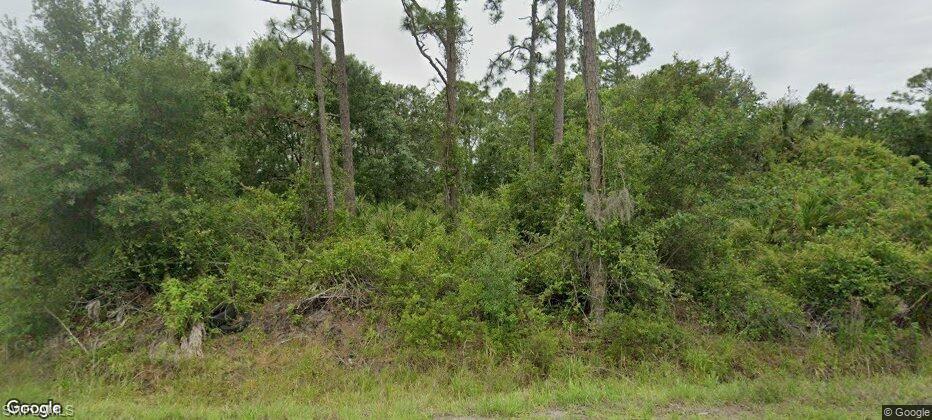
[401, 0, 448, 85]
[322, 30, 336, 45]
[257, 0, 316, 15]
[271, 22, 309, 45]
[45, 307, 89, 356]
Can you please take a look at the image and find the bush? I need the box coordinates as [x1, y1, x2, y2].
[606, 227, 675, 312]
[387, 198, 527, 352]
[691, 257, 805, 340]
[520, 328, 562, 374]
[155, 276, 225, 336]
[835, 318, 924, 372]
[597, 313, 685, 366]
[148, 188, 302, 336]
[0, 252, 71, 352]
[741, 287, 805, 340]
[289, 197, 534, 354]
[682, 133, 930, 342]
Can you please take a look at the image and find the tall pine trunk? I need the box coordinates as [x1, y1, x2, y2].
[330, 0, 356, 215]
[442, 0, 460, 216]
[553, 0, 566, 146]
[527, 0, 540, 159]
[312, 0, 335, 224]
[581, 0, 605, 323]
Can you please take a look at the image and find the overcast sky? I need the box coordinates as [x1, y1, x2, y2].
[3, 0, 931, 105]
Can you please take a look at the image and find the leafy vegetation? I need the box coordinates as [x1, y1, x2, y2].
[0, 0, 929, 416]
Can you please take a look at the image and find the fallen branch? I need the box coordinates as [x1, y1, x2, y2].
[44, 307, 89, 356]
[906, 289, 930, 314]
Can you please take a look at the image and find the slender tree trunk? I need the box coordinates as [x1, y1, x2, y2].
[581, 0, 605, 323]
[330, 0, 357, 215]
[553, 0, 566, 146]
[442, 0, 460, 216]
[577, 12, 586, 84]
[312, 1, 336, 224]
[302, 125, 316, 233]
[527, 0, 540, 159]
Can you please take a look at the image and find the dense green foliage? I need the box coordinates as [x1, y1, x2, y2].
[0, 0, 929, 376]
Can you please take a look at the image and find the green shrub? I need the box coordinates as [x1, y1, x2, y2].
[361, 204, 444, 249]
[741, 287, 805, 340]
[773, 232, 928, 329]
[606, 228, 674, 312]
[505, 164, 568, 238]
[0, 252, 71, 352]
[694, 259, 805, 340]
[389, 219, 525, 352]
[290, 197, 533, 354]
[520, 329, 561, 374]
[597, 313, 685, 366]
[155, 276, 225, 336]
[682, 133, 930, 346]
[520, 242, 586, 318]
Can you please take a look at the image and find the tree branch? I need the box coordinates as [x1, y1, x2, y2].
[402, 0, 448, 85]
[258, 0, 316, 15]
[45, 307, 89, 356]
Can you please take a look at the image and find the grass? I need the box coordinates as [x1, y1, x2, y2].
[2, 336, 929, 419]
[3, 367, 929, 418]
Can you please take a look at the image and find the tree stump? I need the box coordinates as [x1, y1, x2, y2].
[179, 322, 205, 358]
